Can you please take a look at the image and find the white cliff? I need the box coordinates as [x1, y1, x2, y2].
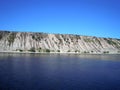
[0, 31, 120, 54]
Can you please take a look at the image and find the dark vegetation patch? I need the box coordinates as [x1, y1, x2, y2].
[104, 38, 117, 45]
[19, 49, 23, 52]
[16, 49, 23, 52]
[94, 38, 102, 46]
[45, 49, 50, 53]
[84, 38, 93, 43]
[28, 47, 36, 52]
[83, 51, 89, 53]
[7, 32, 16, 46]
[32, 33, 48, 41]
[0, 31, 10, 40]
[67, 50, 71, 52]
[57, 50, 60, 52]
[103, 51, 109, 54]
[75, 50, 80, 53]
[104, 38, 120, 48]
[0, 35, 2, 40]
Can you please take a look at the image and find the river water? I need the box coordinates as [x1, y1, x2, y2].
[0, 53, 120, 90]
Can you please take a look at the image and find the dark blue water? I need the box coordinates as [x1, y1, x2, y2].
[0, 53, 120, 90]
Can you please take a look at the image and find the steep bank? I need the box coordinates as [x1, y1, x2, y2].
[0, 31, 120, 54]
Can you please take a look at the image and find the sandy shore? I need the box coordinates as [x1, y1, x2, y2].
[0, 51, 119, 55]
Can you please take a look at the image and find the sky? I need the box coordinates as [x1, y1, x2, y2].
[0, 0, 120, 38]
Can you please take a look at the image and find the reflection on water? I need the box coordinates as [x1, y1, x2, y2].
[0, 53, 120, 60]
[78, 54, 120, 61]
[0, 53, 120, 90]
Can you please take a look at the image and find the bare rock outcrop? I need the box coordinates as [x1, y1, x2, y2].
[0, 31, 120, 53]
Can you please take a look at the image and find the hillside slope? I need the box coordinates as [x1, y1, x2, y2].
[0, 31, 120, 53]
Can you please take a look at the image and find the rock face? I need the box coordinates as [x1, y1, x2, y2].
[0, 31, 120, 53]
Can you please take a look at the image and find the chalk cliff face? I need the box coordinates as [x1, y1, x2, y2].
[0, 31, 120, 53]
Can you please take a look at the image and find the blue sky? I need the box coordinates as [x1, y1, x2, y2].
[0, 0, 120, 38]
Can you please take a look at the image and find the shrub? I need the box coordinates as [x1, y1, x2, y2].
[29, 47, 36, 52]
[38, 48, 42, 52]
[103, 51, 109, 54]
[57, 50, 60, 52]
[19, 49, 23, 52]
[84, 51, 89, 54]
[91, 51, 94, 53]
[46, 49, 50, 53]
[32, 35, 35, 39]
[75, 50, 79, 53]
[67, 50, 70, 52]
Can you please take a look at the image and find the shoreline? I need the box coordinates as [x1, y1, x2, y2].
[0, 51, 120, 55]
